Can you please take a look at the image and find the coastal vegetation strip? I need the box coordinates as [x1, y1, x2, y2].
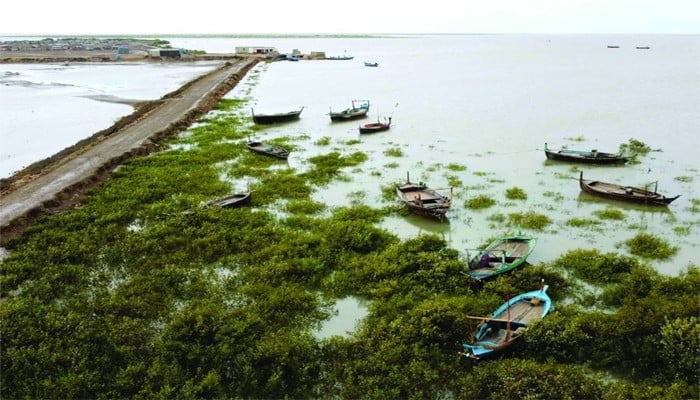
[1, 90, 698, 399]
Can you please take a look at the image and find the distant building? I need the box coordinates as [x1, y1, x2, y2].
[148, 48, 184, 58]
[235, 46, 277, 55]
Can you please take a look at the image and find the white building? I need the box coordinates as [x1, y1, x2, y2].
[235, 46, 277, 55]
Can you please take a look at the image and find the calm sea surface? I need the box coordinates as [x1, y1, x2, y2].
[2, 34, 699, 276]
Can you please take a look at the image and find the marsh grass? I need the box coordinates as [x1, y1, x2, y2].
[543, 191, 565, 202]
[566, 218, 602, 228]
[508, 211, 551, 230]
[446, 163, 467, 171]
[675, 176, 693, 183]
[623, 232, 678, 260]
[593, 207, 625, 220]
[383, 147, 403, 157]
[688, 198, 700, 213]
[314, 136, 332, 146]
[465, 195, 496, 209]
[505, 187, 527, 200]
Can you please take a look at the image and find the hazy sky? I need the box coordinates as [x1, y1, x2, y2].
[2, 0, 698, 35]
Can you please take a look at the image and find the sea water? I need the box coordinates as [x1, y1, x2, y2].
[1, 34, 699, 338]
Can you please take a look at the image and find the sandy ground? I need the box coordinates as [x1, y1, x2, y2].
[0, 57, 258, 244]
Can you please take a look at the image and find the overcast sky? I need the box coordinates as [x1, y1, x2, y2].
[2, 0, 698, 35]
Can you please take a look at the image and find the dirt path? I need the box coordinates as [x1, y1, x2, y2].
[0, 57, 258, 244]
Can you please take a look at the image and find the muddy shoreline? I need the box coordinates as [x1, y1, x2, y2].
[0, 57, 258, 245]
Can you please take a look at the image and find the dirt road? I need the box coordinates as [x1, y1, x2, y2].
[0, 57, 258, 244]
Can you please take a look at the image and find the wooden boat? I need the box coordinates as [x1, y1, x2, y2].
[329, 100, 370, 121]
[462, 281, 552, 361]
[396, 172, 452, 221]
[359, 117, 391, 134]
[466, 231, 537, 280]
[579, 171, 680, 206]
[246, 139, 289, 160]
[544, 142, 629, 164]
[202, 192, 251, 208]
[364, 62, 379, 67]
[607, 45, 620, 48]
[251, 107, 303, 124]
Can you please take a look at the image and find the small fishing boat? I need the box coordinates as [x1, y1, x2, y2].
[462, 281, 552, 361]
[359, 117, 391, 134]
[466, 230, 537, 280]
[329, 100, 370, 121]
[607, 45, 620, 48]
[364, 61, 379, 67]
[246, 139, 289, 160]
[579, 171, 680, 206]
[396, 172, 452, 221]
[544, 142, 629, 164]
[202, 192, 252, 208]
[251, 107, 303, 124]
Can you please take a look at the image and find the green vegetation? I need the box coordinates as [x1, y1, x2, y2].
[505, 187, 527, 200]
[314, 136, 332, 146]
[675, 175, 693, 183]
[623, 232, 679, 260]
[508, 211, 551, 230]
[566, 217, 602, 228]
[1, 97, 698, 400]
[593, 207, 626, 220]
[465, 195, 496, 209]
[383, 147, 403, 157]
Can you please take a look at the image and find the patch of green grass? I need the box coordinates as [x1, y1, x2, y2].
[286, 199, 326, 215]
[623, 232, 678, 260]
[465, 195, 496, 209]
[445, 175, 462, 188]
[505, 187, 527, 200]
[593, 207, 625, 220]
[566, 135, 586, 142]
[383, 147, 403, 157]
[566, 218, 602, 228]
[688, 198, 700, 213]
[383, 162, 399, 169]
[487, 213, 506, 223]
[473, 171, 491, 177]
[315, 136, 331, 146]
[675, 176, 693, 183]
[543, 191, 565, 202]
[446, 163, 467, 172]
[344, 139, 361, 145]
[508, 211, 551, 231]
[672, 225, 691, 236]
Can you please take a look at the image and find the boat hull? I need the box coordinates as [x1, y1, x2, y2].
[203, 192, 252, 208]
[396, 182, 451, 221]
[467, 234, 537, 280]
[579, 172, 679, 206]
[545, 150, 628, 164]
[251, 108, 303, 124]
[462, 285, 552, 360]
[246, 141, 289, 160]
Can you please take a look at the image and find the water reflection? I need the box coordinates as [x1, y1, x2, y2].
[315, 296, 370, 340]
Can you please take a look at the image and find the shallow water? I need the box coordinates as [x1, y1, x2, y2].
[2, 34, 699, 338]
[0, 60, 221, 176]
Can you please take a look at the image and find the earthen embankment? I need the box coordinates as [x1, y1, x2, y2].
[0, 56, 259, 245]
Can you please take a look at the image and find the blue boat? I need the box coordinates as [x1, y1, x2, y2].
[462, 282, 552, 361]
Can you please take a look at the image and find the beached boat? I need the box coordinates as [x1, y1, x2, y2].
[364, 62, 379, 67]
[466, 231, 537, 280]
[251, 107, 303, 124]
[578, 171, 679, 206]
[359, 117, 391, 134]
[329, 100, 370, 121]
[246, 139, 289, 160]
[202, 192, 252, 208]
[461, 281, 552, 361]
[544, 142, 629, 164]
[396, 172, 452, 221]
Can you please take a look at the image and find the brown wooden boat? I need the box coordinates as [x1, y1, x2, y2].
[396, 172, 452, 221]
[579, 171, 679, 206]
[246, 139, 289, 160]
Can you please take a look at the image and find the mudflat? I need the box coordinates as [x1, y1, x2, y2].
[0, 57, 258, 244]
